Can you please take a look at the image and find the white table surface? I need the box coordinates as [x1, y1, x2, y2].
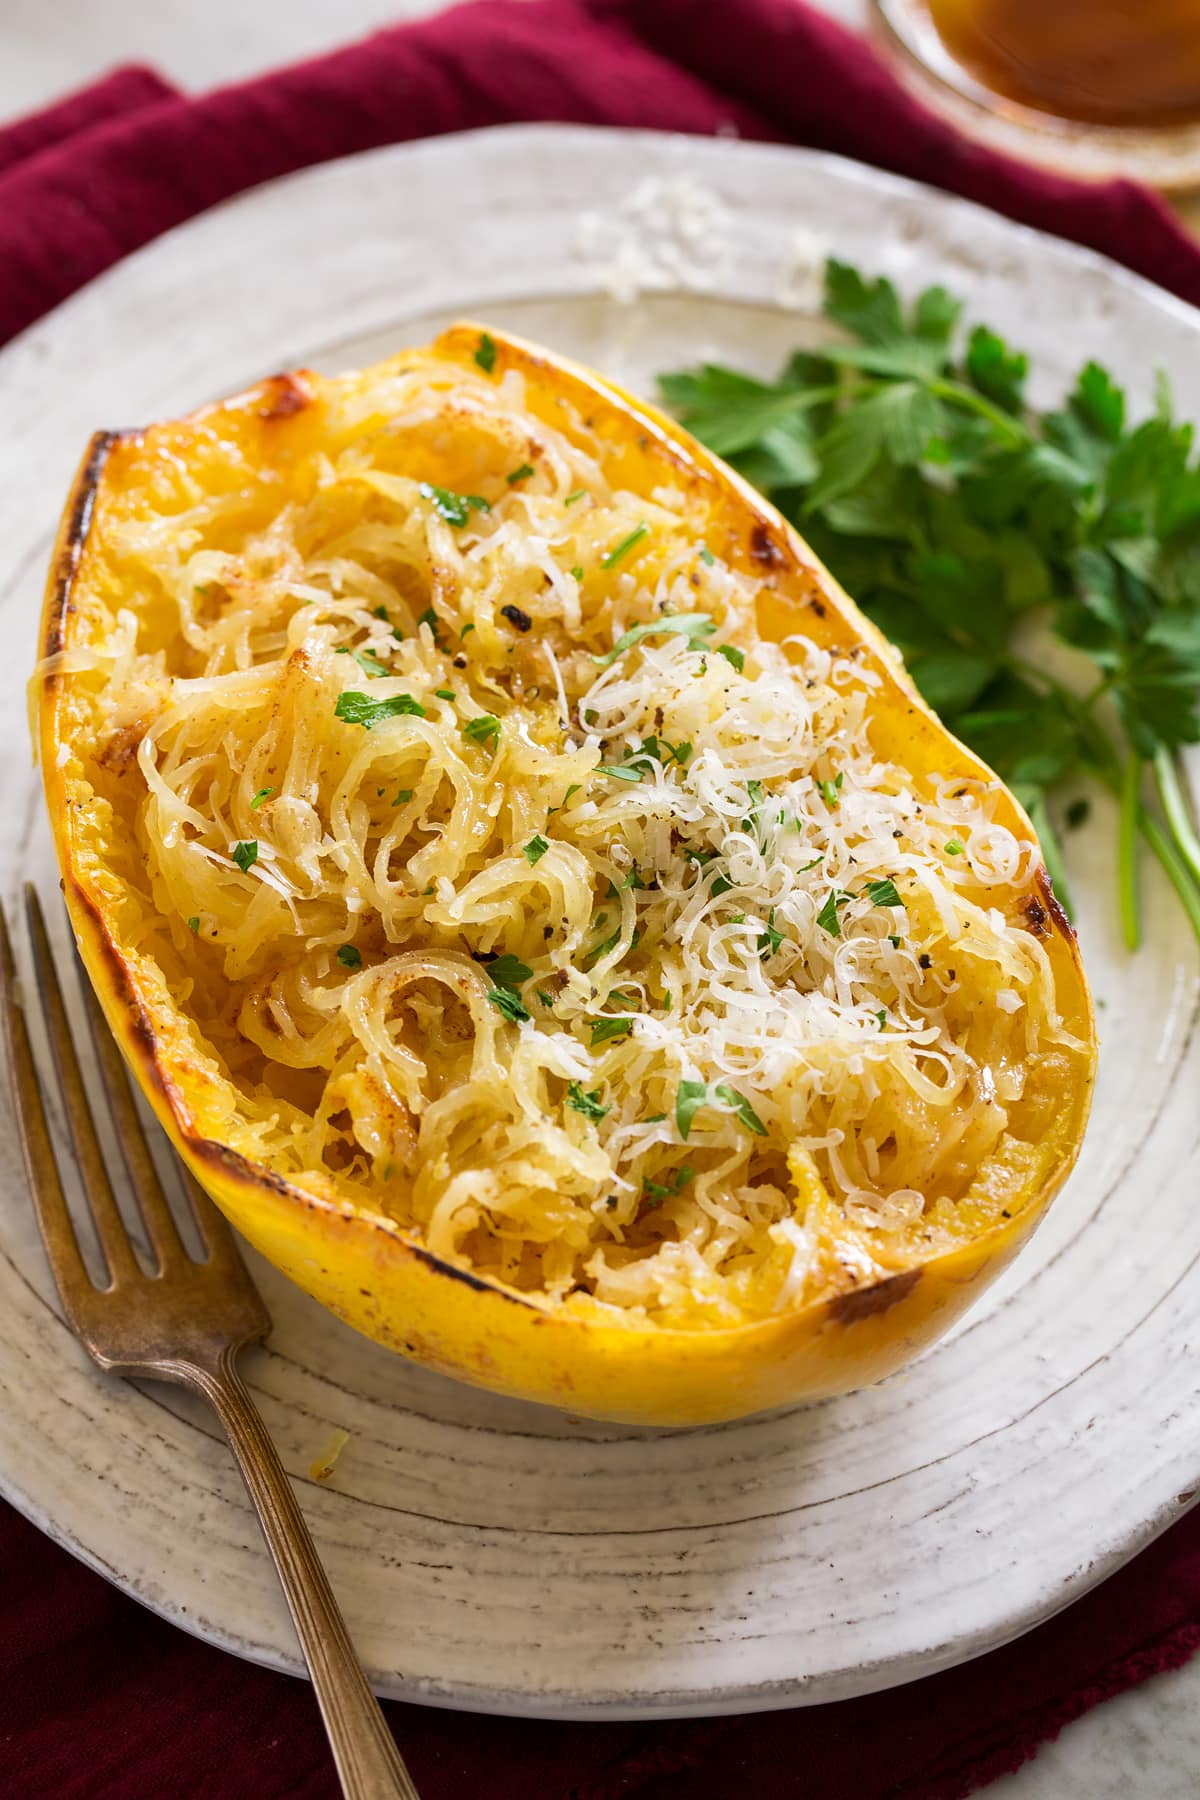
[2, 2, 1199, 1794]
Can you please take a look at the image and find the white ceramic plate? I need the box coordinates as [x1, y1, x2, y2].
[0, 126, 1196, 1721]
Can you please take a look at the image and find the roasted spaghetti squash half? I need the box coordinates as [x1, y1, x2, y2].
[35, 325, 1096, 1425]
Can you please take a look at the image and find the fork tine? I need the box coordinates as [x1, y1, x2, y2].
[24, 887, 140, 1287]
[0, 904, 94, 1319]
[76, 962, 188, 1274]
[180, 1166, 256, 1280]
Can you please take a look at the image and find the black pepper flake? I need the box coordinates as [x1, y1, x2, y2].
[453, 654, 468, 669]
[892, 828, 904, 839]
[501, 603, 532, 632]
[918, 953, 932, 969]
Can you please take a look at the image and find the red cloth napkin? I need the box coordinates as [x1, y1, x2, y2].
[3, 4, 1200, 1794]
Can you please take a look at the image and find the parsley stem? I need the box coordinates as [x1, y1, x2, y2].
[1152, 746, 1200, 891]
[1118, 755, 1142, 952]
[925, 377, 1031, 447]
[1139, 804, 1200, 949]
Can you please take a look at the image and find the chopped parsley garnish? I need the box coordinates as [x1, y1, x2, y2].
[567, 1081, 609, 1124]
[716, 643, 744, 673]
[699, 546, 716, 566]
[675, 1079, 708, 1140]
[537, 989, 555, 1007]
[583, 921, 639, 970]
[564, 488, 587, 506]
[601, 522, 650, 569]
[757, 909, 785, 957]
[710, 873, 735, 897]
[507, 462, 535, 484]
[187, 915, 200, 934]
[816, 888, 855, 936]
[335, 690, 426, 728]
[418, 483, 491, 528]
[676, 1079, 767, 1140]
[250, 786, 275, 810]
[474, 331, 497, 374]
[715, 1083, 768, 1136]
[621, 735, 691, 776]
[337, 944, 362, 969]
[463, 714, 501, 751]
[945, 840, 965, 855]
[488, 987, 530, 1024]
[372, 605, 403, 640]
[524, 835, 550, 865]
[487, 953, 533, 988]
[460, 622, 476, 638]
[596, 763, 643, 783]
[818, 772, 844, 809]
[875, 1008, 888, 1027]
[570, 565, 584, 581]
[231, 840, 258, 874]
[593, 611, 716, 669]
[485, 953, 532, 1024]
[590, 1016, 634, 1048]
[435, 688, 456, 700]
[393, 788, 414, 805]
[336, 645, 391, 677]
[862, 877, 903, 907]
[643, 1165, 695, 1205]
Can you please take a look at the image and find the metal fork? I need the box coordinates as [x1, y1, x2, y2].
[0, 887, 419, 1800]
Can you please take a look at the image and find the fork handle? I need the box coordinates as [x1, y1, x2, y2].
[182, 1352, 420, 1800]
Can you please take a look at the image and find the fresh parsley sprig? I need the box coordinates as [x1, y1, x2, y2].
[660, 259, 1200, 951]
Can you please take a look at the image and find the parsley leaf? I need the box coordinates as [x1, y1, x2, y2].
[601, 523, 650, 569]
[463, 714, 501, 751]
[594, 612, 717, 668]
[643, 1165, 695, 1205]
[524, 835, 550, 865]
[335, 690, 426, 728]
[250, 786, 275, 810]
[485, 952, 532, 1023]
[488, 987, 530, 1024]
[675, 1078, 709, 1141]
[862, 877, 902, 907]
[337, 944, 362, 969]
[713, 1083, 767, 1136]
[231, 840, 258, 874]
[418, 482, 491, 527]
[474, 331, 497, 375]
[335, 645, 390, 677]
[816, 889, 854, 936]
[567, 1081, 609, 1123]
[507, 462, 535, 484]
[487, 954, 532, 988]
[590, 1016, 634, 1049]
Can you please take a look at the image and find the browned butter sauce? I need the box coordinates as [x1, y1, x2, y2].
[927, 0, 1200, 126]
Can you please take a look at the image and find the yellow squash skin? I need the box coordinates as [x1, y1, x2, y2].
[36, 326, 1097, 1426]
